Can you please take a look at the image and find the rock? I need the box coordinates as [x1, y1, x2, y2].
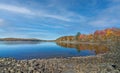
[112, 65, 117, 69]
[106, 65, 114, 72]
[112, 70, 120, 73]
[62, 69, 76, 73]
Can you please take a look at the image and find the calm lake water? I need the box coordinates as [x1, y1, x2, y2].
[0, 41, 109, 60]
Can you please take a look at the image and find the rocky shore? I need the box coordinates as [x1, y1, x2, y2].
[0, 43, 120, 73]
[0, 55, 119, 73]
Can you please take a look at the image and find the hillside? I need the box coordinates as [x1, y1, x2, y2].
[56, 28, 120, 42]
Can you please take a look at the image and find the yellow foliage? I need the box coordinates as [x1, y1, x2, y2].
[106, 30, 113, 37]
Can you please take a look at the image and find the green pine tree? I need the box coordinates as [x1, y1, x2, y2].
[75, 32, 81, 41]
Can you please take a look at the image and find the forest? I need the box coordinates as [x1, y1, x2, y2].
[56, 28, 120, 43]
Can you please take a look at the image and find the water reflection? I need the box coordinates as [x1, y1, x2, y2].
[0, 41, 110, 59]
[56, 42, 109, 55]
[0, 41, 41, 45]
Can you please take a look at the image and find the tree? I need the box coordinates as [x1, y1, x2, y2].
[75, 32, 81, 41]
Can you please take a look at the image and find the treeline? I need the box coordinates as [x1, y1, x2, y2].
[56, 28, 120, 42]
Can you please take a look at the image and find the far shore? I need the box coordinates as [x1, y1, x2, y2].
[0, 38, 55, 42]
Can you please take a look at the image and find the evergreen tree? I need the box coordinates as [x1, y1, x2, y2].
[75, 32, 81, 40]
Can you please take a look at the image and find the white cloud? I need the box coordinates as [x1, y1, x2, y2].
[0, 4, 33, 15]
[0, 4, 85, 22]
[89, 18, 118, 27]
[0, 19, 4, 25]
[89, 4, 120, 27]
[43, 14, 71, 22]
[36, 11, 85, 22]
[0, 19, 3, 22]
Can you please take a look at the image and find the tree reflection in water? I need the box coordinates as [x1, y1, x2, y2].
[56, 42, 109, 55]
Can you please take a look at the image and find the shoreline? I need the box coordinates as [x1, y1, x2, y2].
[56, 41, 108, 45]
[0, 53, 119, 73]
[0, 53, 104, 60]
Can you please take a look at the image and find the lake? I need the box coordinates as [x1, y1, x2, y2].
[0, 41, 109, 60]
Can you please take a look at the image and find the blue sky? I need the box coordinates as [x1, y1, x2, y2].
[0, 0, 120, 40]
